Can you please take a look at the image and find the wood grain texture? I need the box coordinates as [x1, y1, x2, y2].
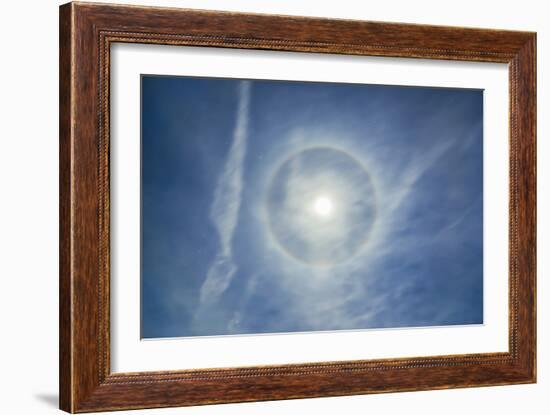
[59, 3, 73, 411]
[59, 2, 536, 412]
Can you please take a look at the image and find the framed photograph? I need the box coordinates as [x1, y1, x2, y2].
[59, 2, 536, 412]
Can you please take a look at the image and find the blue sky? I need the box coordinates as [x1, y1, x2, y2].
[141, 75, 483, 338]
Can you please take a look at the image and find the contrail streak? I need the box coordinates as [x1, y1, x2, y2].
[199, 81, 252, 304]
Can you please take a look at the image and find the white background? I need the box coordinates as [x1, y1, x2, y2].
[0, 0, 546, 414]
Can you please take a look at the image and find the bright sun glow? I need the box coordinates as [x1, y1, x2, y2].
[312, 196, 334, 218]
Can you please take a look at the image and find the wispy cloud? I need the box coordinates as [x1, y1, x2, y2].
[384, 138, 455, 218]
[199, 81, 252, 305]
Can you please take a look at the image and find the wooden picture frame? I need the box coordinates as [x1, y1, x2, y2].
[59, 2, 536, 412]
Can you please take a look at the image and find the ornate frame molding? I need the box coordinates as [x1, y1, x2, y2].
[60, 2, 536, 412]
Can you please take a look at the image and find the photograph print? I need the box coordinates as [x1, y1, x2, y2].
[141, 75, 483, 339]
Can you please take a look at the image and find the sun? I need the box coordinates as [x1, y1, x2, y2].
[267, 147, 377, 265]
[312, 195, 334, 218]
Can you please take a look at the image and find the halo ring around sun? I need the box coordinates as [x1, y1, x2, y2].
[266, 146, 377, 267]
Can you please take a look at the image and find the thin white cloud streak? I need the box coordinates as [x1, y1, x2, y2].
[383, 139, 454, 218]
[199, 81, 251, 305]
